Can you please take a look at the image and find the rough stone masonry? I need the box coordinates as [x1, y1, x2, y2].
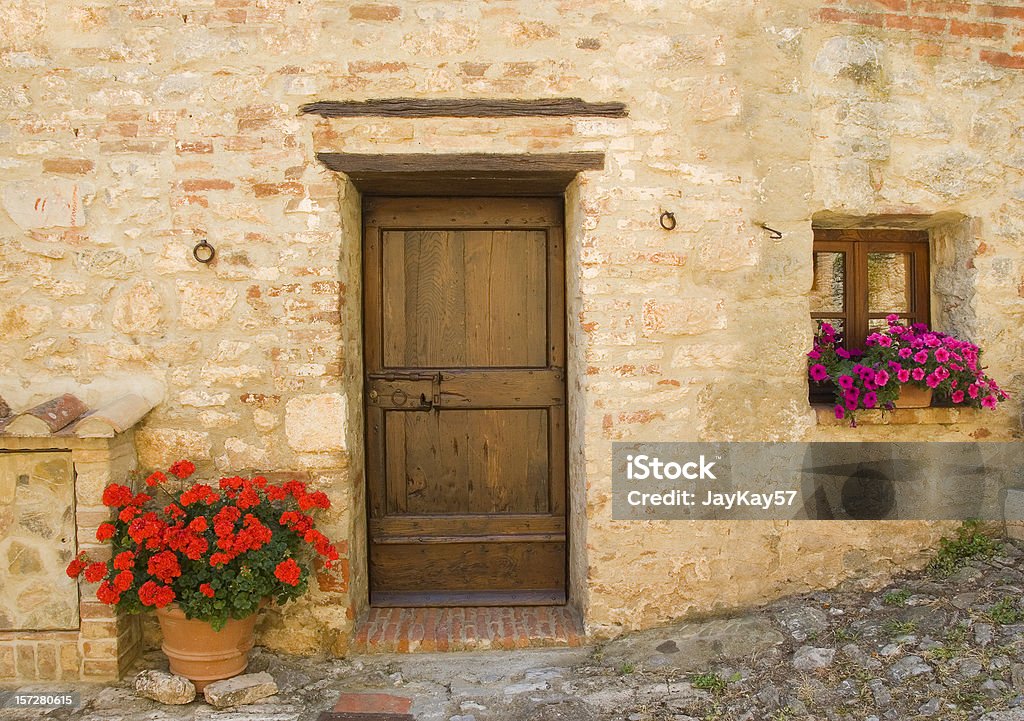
[0, 0, 1022, 661]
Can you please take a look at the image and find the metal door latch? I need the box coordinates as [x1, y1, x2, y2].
[366, 371, 442, 410]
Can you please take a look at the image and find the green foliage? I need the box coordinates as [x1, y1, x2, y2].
[882, 619, 917, 636]
[985, 596, 1022, 625]
[832, 626, 859, 642]
[927, 521, 1001, 578]
[618, 662, 635, 675]
[883, 589, 911, 606]
[692, 672, 728, 694]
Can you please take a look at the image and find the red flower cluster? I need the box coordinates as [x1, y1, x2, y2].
[65, 552, 87, 578]
[66, 461, 342, 629]
[112, 570, 134, 593]
[169, 460, 196, 479]
[138, 580, 175, 608]
[164, 521, 209, 561]
[97, 580, 120, 604]
[274, 558, 301, 586]
[102, 484, 133, 507]
[180, 483, 218, 507]
[85, 562, 108, 583]
[128, 512, 166, 549]
[147, 550, 182, 584]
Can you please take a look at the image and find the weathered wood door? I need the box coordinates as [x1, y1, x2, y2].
[364, 197, 566, 607]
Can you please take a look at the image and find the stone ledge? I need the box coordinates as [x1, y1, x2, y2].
[813, 404, 985, 426]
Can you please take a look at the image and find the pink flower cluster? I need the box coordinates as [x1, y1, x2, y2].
[807, 315, 1008, 424]
[865, 315, 1007, 409]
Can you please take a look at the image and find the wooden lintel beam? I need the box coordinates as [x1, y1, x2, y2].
[315, 152, 605, 175]
[300, 97, 628, 118]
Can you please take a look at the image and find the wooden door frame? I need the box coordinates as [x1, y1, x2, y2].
[360, 194, 571, 608]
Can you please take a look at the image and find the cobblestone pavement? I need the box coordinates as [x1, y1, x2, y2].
[4, 535, 1024, 721]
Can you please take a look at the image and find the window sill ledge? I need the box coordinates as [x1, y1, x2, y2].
[812, 404, 982, 426]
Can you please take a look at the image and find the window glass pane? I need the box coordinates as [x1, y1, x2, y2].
[810, 252, 844, 313]
[867, 252, 911, 313]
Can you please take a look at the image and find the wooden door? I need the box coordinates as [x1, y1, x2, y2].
[363, 197, 567, 607]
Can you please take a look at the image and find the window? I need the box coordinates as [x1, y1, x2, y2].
[811, 228, 930, 348]
[810, 228, 930, 400]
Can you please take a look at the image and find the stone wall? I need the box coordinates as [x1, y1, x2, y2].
[0, 435, 142, 681]
[1, 0, 1021, 651]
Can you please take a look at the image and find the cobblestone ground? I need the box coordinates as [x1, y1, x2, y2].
[4, 535, 1024, 721]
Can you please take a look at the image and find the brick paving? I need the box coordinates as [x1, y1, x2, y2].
[351, 606, 585, 654]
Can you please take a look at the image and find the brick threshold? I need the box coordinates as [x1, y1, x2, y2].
[352, 605, 585, 654]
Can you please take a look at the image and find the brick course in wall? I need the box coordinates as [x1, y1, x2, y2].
[820, 0, 1024, 66]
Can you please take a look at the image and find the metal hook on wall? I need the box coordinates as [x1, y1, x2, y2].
[759, 223, 783, 240]
[659, 211, 677, 231]
[192, 239, 216, 264]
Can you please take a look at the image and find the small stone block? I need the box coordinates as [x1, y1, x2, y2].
[203, 671, 278, 708]
[135, 669, 196, 705]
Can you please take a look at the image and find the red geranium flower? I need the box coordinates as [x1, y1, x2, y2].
[101, 484, 134, 508]
[84, 562, 108, 583]
[113, 551, 135, 571]
[96, 522, 116, 541]
[113, 570, 134, 593]
[274, 558, 301, 586]
[169, 460, 196, 480]
[147, 550, 182, 584]
[145, 471, 167, 487]
[65, 552, 88, 578]
[96, 580, 120, 605]
[200, 583, 215, 598]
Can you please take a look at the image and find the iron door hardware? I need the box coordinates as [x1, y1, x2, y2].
[366, 371, 442, 410]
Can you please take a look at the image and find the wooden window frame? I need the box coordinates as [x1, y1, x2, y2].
[812, 228, 930, 349]
[810, 229, 930, 402]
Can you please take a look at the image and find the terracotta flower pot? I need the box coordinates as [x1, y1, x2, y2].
[893, 384, 933, 408]
[155, 605, 260, 691]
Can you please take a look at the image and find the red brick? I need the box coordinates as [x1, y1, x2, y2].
[884, 14, 948, 32]
[349, 3, 400, 21]
[911, 0, 969, 12]
[333, 693, 412, 714]
[980, 49, 1024, 68]
[818, 8, 885, 26]
[180, 178, 234, 192]
[252, 181, 304, 198]
[852, 0, 907, 10]
[950, 19, 1006, 38]
[978, 4, 1024, 19]
[43, 158, 95, 175]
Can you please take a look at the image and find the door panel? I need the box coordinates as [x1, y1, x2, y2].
[364, 196, 567, 606]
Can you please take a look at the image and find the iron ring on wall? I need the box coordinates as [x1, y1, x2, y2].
[192, 239, 216, 264]
[659, 211, 677, 231]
